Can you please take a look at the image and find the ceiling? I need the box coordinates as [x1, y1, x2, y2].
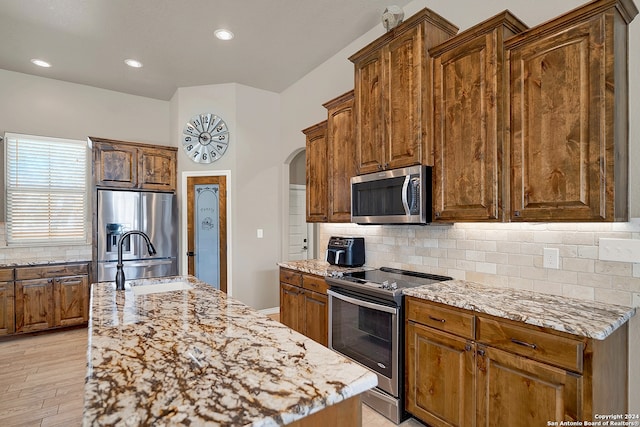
[0, 0, 412, 100]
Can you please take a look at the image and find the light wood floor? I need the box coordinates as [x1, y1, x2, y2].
[0, 328, 87, 427]
[0, 325, 422, 427]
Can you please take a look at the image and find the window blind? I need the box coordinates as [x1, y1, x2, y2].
[5, 133, 88, 245]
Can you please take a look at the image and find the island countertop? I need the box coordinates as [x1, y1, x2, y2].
[83, 275, 377, 427]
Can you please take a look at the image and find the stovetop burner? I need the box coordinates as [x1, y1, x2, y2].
[327, 267, 452, 304]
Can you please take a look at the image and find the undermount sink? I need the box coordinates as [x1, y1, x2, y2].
[131, 281, 193, 296]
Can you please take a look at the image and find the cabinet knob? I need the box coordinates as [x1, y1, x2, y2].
[477, 349, 485, 357]
[465, 344, 472, 352]
[514, 210, 521, 217]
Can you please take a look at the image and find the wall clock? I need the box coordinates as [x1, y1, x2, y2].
[182, 113, 229, 163]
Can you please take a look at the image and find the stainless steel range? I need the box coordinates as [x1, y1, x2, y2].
[326, 267, 451, 424]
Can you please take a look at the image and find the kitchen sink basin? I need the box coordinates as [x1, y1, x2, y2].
[131, 281, 193, 296]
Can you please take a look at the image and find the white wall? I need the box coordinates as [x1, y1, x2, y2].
[0, 69, 170, 264]
[279, 0, 640, 414]
[172, 83, 281, 309]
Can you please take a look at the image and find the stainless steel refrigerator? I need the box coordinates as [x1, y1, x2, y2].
[96, 190, 178, 282]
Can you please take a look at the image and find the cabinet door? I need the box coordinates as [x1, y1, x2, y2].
[0, 281, 15, 335]
[476, 345, 581, 426]
[138, 147, 177, 191]
[326, 91, 357, 222]
[354, 49, 385, 174]
[302, 290, 328, 346]
[385, 24, 424, 170]
[15, 279, 54, 333]
[432, 32, 502, 221]
[304, 122, 329, 222]
[406, 321, 475, 427]
[94, 141, 138, 188]
[509, 16, 615, 221]
[54, 275, 89, 326]
[280, 282, 303, 333]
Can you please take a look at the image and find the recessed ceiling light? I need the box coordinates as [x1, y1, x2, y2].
[31, 59, 51, 68]
[124, 59, 143, 68]
[214, 29, 234, 41]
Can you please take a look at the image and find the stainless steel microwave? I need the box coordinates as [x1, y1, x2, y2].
[351, 165, 432, 224]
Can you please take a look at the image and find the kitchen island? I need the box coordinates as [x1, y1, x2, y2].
[83, 276, 377, 426]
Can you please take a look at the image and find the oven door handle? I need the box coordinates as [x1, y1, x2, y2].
[327, 289, 398, 315]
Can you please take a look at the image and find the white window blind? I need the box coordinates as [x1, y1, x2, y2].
[5, 133, 88, 245]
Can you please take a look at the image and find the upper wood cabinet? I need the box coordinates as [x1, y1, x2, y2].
[430, 12, 528, 222]
[91, 137, 177, 192]
[323, 91, 357, 222]
[303, 121, 329, 222]
[506, 0, 637, 221]
[350, 8, 458, 174]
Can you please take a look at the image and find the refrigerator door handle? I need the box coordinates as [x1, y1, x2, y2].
[102, 259, 174, 268]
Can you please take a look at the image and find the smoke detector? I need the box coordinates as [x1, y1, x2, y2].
[382, 5, 404, 32]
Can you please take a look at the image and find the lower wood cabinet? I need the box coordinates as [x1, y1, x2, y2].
[406, 296, 628, 427]
[13, 262, 90, 334]
[0, 268, 15, 335]
[406, 321, 475, 427]
[279, 268, 328, 346]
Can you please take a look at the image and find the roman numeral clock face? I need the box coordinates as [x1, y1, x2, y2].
[182, 113, 229, 163]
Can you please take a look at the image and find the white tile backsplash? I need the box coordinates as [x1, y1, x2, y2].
[320, 220, 640, 308]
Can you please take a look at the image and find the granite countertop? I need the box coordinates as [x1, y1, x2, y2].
[277, 259, 372, 276]
[404, 279, 636, 340]
[83, 275, 377, 427]
[0, 259, 91, 268]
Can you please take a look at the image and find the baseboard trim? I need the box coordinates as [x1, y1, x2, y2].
[258, 306, 280, 315]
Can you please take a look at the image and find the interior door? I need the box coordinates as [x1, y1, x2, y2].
[186, 176, 227, 292]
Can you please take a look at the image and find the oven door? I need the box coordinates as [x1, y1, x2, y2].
[328, 289, 399, 397]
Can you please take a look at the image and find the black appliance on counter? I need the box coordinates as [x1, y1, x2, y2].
[326, 236, 365, 267]
[326, 267, 452, 424]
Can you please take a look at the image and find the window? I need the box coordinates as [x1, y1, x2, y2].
[4, 132, 88, 245]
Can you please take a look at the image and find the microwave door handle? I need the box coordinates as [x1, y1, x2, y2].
[401, 175, 411, 215]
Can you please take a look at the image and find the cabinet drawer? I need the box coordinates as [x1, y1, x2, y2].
[15, 263, 89, 280]
[476, 316, 584, 373]
[406, 297, 475, 340]
[279, 268, 302, 286]
[302, 274, 328, 294]
[0, 269, 13, 282]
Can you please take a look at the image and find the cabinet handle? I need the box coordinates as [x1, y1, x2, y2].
[511, 338, 537, 350]
[428, 315, 445, 323]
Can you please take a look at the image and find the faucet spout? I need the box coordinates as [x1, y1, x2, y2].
[115, 230, 155, 291]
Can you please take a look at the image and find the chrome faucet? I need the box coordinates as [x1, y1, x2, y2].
[115, 230, 157, 291]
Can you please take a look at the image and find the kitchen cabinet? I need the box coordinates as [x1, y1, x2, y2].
[14, 263, 90, 333]
[349, 8, 458, 174]
[303, 121, 329, 222]
[323, 91, 357, 222]
[91, 136, 177, 192]
[506, 0, 636, 221]
[430, 12, 527, 222]
[279, 268, 328, 346]
[406, 296, 628, 426]
[0, 268, 15, 335]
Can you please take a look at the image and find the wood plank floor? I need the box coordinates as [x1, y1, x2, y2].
[0, 328, 86, 427]
[0, 323, 421, 427]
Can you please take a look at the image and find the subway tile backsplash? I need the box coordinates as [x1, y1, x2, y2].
[320, 219, 640, 307]
[0, 222, 92, 265]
